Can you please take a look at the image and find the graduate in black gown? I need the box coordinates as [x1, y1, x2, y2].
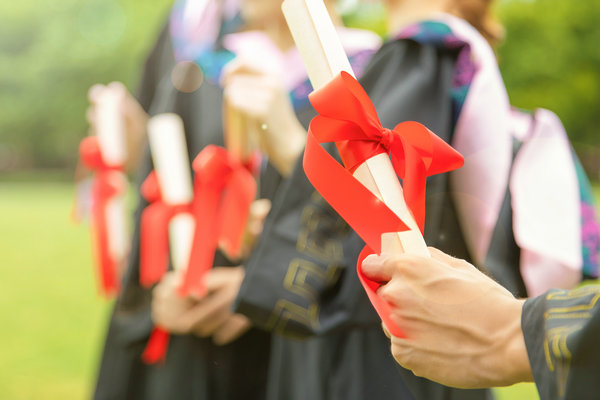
[234, 0, 571, 399]
[92, 5, 273, 399]
[235, 30, 492, 400]
[361, 248, 600, 400]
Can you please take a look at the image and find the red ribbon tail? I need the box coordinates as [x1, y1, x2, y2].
[179, 183, 220, 298]
[91, 180, 120, 297]
[356, 246, 405, 338]
[142, 327, 171, 364]
[139, 203, 171, 287]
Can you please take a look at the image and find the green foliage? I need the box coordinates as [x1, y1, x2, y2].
[1, 0, 599, 170]
[0, 0, 172, 170]
[496, 0, 600, 148]
[342, 4, 387, 38]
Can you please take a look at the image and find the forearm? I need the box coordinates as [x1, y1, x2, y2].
[262, 118, 306, 177]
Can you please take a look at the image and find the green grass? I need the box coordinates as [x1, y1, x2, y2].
[0, 182, 111, 399]
[0, 180, 598, 399]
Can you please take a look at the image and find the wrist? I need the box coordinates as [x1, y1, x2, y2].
[267, 119, 306, 177]
[497, 298, 533, 385]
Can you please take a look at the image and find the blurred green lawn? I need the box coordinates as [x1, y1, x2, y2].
[0, 181, 598, 399]
[0, 182, 111, 399]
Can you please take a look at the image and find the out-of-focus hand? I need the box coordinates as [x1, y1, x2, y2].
[188, 266, 251, 345]
[235, 198, 272, 259]
[221, 58, 305, 177]
[361, 247, 533, 388]
[151, 266, 252, 345]
[151, 271, 197, 334]
[86, 82, 148, 172]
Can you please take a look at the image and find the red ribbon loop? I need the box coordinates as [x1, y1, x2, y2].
[79, 136, 125, 296]
[304, 72, 464, 337]
[139, 171, 192, 288]
[179, 145, 257, 298]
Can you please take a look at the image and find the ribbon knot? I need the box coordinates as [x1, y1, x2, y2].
[380, 128, 395, 151]
[79, 136, 125, 296]
[303, 72, 465, 338]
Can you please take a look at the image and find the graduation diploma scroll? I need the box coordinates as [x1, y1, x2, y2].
[142, 113, 195, 283]
[79, 87, 129, 296]
[142, 113, 195, 364]
[223, 100, 260, 164]
[282, 0, 464, 336]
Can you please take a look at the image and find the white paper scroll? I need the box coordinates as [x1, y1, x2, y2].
[95, 88, 127, 167]
[95, 87, 129, 270]
[147, 113, 196, 272]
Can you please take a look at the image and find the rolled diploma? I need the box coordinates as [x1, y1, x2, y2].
[147, 114, 196, 272]
[282, 0, 429, 256]
[95, 88, 129, 265]
[223, 100, 258, 162]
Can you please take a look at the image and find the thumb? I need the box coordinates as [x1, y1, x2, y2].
[361, 254, 393, 283]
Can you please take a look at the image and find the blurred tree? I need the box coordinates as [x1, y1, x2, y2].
[0, 0, 172, 170]
[0, 0, 598, 174]
[496, 0, 600, 150]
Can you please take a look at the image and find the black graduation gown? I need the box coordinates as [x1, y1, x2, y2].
[235, 38, 496, 399]
[522, 285, 600, 400]
[93, 23, 275, 400]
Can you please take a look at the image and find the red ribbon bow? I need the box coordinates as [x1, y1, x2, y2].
[139, 171, 192, 287]
[179, 145, 257, 297]
[142, 145, 257, 364]
[303, 72, 464, 337]
[79, 136, 126, 296]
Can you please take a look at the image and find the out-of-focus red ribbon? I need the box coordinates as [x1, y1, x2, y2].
[141, 326, 171, 364]
[79, 136, 125, 297]
[179, 145, 257, 298]
[139, 171, 192, 287]
[303, 72, 464, 337]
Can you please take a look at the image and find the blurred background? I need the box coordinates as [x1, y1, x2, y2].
[0, 0, 598, 399]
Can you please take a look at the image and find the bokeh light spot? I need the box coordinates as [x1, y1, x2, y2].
[171, 61, 204, 93]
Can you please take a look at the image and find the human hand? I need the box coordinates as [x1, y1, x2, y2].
[86, 82, 148, 172]
[151, 267, 252, 345]
[151, 271, 197, 334]
[234, 198, 272, 259]
[189, 266, 251, 345]
[221, 58, 305, 176]
[361, 248, 533, 388]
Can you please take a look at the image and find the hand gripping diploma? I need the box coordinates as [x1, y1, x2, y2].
[361, 248, 533, 388]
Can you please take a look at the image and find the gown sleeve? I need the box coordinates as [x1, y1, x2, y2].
[522, 285, 600, 400]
